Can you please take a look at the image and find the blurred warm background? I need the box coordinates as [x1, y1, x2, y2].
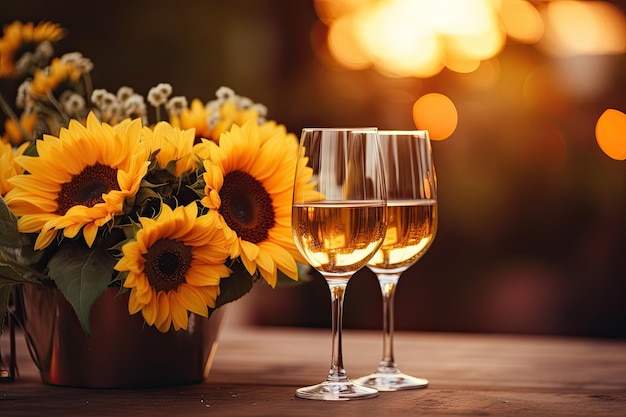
[2, 0, 625, 338]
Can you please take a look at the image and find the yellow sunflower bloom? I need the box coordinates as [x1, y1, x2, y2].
[168, 98, 211, 144]
[114, 204, 235, 333]
[198, 120, 308, 287]
[3, 112, 37, 146]
[30, 57, 82, 96]
[0, 21, 65, 77]
[143, 121, 198, 177]
[0, 141, 28, 196]
[4, 112, 151, 250]
[210, 100, 260, 142]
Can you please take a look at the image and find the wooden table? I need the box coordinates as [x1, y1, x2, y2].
[2, 324, 625, 416]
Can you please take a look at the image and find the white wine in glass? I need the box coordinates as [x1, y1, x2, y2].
[292, 127, 387, 401]
[354, 130, 437, 391]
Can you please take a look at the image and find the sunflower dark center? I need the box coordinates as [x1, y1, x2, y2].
[219, 170, 275, 244]
[55, 163, 120, 215]
[144, 238, 193, 292]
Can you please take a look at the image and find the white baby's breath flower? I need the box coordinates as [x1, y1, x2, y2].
[238, 97, 253, 109]
[101, 101, 122, 123]
[207, 112, 221, 130]
[215, 86, 235, 101]
[147, 83, 173, 107]
[60, 91, 86, 115]
[34, 41, 54, 64]
[12, 40, 55, 77]
[90, 89, 107, 106]
[205, 100, 221, 113]
[156, 83, 172, 96]
[23, 100, 37, 116]
[101, 91, 117, 107]
[91, 90, 121, 122]
[251, 103, 268, 121]
[13, 52, 33, 77]
[116, 86, 135, 102]
[60, 52, 93, 73]
[16, 80, 33, 109]
[165, 96, 188, 117]
[123, 94, 147, 118]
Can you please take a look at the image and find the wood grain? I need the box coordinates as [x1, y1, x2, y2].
[2, 324, 625, 416]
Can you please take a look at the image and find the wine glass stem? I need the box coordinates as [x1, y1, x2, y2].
[326, 279, 349, 383]
[378, 274, 400, 372]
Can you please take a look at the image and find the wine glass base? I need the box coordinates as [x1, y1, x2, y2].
[353, 372, 429, 392]
[295, 380, 379, 401]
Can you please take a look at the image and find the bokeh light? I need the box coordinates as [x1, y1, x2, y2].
[596, 109, 626, 160]
[538, 0, 626, 57]
[499, 0, 544, 43]
[412, 93, 458, 140]
[313, 0, 626, 77]
[327, 16, 370, 69]
[355, 2, 444, 78]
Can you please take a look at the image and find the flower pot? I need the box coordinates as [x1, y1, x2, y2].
[18, 283, 228, 388]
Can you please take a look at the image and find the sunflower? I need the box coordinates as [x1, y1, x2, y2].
[114, 204, 235, 333]
[0, 141, 28, 196]
[0, 21, 65, 77]
[168, 98, 211, 144]
[197, 120, 308, 287]
[143, 121, 198, 177]
[4, 112, 151, 250]
[210, 100, 261, 143]
[29, 57, 83, 97]
[2, 112, 37, 146]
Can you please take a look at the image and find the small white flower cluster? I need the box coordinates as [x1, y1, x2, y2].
[58, 53, 93, 117]
[12, 41, 54, 78]
[14, 52, 94, 117]
[165, 96, 188, 117]
[60, 52, 94, 74]
[147, 83, 173, 107]
[91, 86, 148, 125]
[15, 79, 33, 110]
[205, 86, 268, 130]
[59, 90, 85, 116]
[89, 84, 269, 133]
[7, 52, 95, 139]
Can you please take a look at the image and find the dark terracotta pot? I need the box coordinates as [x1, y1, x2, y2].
[19, 283, 227, 388]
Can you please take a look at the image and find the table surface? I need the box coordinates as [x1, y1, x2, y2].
[2, 321, 626, 417]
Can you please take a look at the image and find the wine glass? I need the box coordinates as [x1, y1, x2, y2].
[353, 130, 437, 391]
[292, 127, 387, 400]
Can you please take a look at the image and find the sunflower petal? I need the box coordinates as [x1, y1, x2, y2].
[3, 111, 150, 250]
[116, 203, 232, 332]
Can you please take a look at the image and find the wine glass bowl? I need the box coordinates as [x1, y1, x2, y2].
[354, 130, 437, 391]
[292, 127, 387, 400]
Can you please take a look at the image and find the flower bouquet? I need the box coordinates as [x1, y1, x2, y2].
[0, 21, 313, 387]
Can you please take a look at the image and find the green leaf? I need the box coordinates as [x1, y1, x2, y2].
[0, 196, 20, 248]
[214, 260, 254, 309]
[0, 257, 31, 283]
[0, 253, 43, 284]
[47, 241, 117, 336]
